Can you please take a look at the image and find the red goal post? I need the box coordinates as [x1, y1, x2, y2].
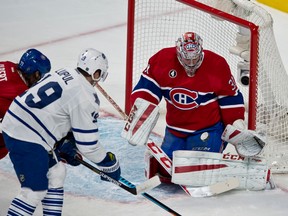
[125, 0, 288, 173]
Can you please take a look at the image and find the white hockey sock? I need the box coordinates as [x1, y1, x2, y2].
[7, 188, 46, 216]
[42, 188, 64, 216]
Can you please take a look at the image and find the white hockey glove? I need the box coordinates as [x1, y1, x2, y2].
[221, 124, 265, 157]
[121, 98, 159, 146]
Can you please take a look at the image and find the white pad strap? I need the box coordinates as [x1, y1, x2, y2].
[221, 124, 265, 157]
[172, 150, 269, 190]
[121, 98, 159, 146]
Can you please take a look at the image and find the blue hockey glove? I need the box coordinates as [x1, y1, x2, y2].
[55, 132, 82, 166]
[96, 152, 121, 181]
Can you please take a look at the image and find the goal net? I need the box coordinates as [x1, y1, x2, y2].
[125, 0, 288, 173]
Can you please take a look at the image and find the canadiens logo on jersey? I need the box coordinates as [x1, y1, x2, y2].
[169, 87, 199, 110]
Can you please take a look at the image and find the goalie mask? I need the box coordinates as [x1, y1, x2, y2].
[176, 32, 204, 77]
[77, 48, 109, 83]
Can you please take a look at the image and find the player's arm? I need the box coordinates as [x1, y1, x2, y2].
[216, 58, 245, 126]
[215, 60, 265, 157]
[70, 97, 120, 180]
[130, 64, 162, 106]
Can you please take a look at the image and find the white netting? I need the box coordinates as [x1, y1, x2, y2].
[127, 0, 288, 173]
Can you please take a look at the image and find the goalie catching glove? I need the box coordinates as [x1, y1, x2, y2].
[121, 98, 159, 146]
[96, 152, 121, 181]
[221, 124, 265, 157]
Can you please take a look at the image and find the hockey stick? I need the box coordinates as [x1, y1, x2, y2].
[147, 140, 240, 197]
[141, 192, 181, 216]
[119, 179, 182, 216]
[78, 157, 181, 215]
[95, 83, 127, 120]
[94, 84, 182, 215]
[75, 157, 161, 195]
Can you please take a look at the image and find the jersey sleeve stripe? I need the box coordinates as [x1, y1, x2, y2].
[75, 140, 98, 145]
[72, 128, 98, 133]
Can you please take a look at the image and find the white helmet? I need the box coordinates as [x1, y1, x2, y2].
[77, 48, 108, 82]
[176, 32, 204, 77]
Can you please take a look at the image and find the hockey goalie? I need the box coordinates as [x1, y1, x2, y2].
[122, 99, 270, 191]
[122, 29, 271, 192]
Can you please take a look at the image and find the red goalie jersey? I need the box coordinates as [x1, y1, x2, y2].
[0, 61, 27, 159]
[131, 47, 245, 136]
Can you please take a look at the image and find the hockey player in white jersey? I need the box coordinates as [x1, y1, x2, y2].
[2, 48, 120, 216]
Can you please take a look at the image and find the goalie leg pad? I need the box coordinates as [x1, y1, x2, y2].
[144, 150, 159, 179]
[121, 98, 159, 146]
[144, 149, 172, 184]
[172, 150, 270, 190]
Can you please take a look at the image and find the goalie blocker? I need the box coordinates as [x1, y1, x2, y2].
[121, 98, 159, 146]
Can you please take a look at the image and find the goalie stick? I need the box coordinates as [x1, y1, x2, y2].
[75, 157, 160, 195]
[147, 140, 240, 197]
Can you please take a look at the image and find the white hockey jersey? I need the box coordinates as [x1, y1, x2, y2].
[2, 68, 106, 163]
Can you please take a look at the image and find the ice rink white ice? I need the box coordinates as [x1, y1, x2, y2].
[0, 0, 288, 215]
